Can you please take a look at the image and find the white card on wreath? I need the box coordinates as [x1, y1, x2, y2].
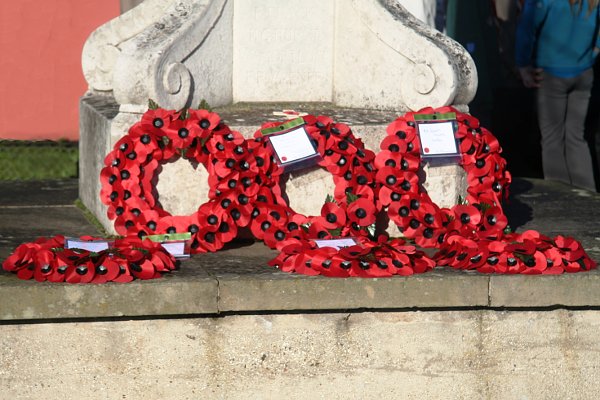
[417, 121, 458, 156]
[160, 241, 190, 258]
[314, 238, 358, 250]
[268, 126, 317, 164]
[65, 238, 111, 252]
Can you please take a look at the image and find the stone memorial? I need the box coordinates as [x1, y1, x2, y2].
[80, 0, 477, 234]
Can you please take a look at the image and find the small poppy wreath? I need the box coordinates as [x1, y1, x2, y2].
[375, 106, 512, 248]
[268, 236, 435, 278]
[434, 230, 597, 274]
[1, 235, 176, 283]
[100, 108, 261, 253]
[246, 115, 382, 251]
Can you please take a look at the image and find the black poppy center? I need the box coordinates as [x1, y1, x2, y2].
[76, 266, 88, 275]
[355, 208, 367, 219]
[204, 232, 216, 243]
[409, 219, 420, 229]
[221, 199, 231, 209]
[399, 206, 410, 217]
[95, 265, 108, 275]
[178, 128, 189, 138]
[274, 230, 285, 241]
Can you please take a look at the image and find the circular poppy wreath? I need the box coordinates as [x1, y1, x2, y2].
[377, 106, 596, 274]
[248, 115, 435, 277]
[247, 115, 380, 248]
[375, 106, 512, 248]
[2, 235, 176, 283]
[100, 108, 262, 253]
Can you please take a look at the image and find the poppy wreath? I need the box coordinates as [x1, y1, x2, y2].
[435, 230, 596, 274]
[100, 108, 261, 253]
[375, 106, 512, 248]
[2, 235, 177, 283]
[249, 115, 435, 277]
[377, 106, 596, 274]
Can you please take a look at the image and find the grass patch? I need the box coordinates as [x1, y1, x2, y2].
[74, 199, 113, 238]
[0, 140, 78, 180]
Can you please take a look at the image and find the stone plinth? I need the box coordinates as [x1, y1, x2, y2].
[80, 0, 477, 235]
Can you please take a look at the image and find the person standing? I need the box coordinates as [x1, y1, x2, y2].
[515, 0, 600, 191]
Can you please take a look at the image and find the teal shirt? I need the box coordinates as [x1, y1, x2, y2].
[515, 0, 600, 78]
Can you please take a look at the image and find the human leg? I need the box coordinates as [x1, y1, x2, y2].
[536, 72, 570, 184]
[565, 68, 596, 191]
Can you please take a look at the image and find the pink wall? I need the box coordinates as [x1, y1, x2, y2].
[0, 0, 120, 141]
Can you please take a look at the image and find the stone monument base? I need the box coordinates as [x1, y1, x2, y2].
[79, 94, 467, 236]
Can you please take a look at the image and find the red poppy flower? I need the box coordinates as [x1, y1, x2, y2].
[347, 198, 377, 227]
[90, 258, 122, 284]
[320, 202, 347, 230]
[451, 205, 482, 232]
[141, 108, 178, 130]
[188, 109, 221, 131]
[380, 135, 408, 155]
[481, 206, 508, 237]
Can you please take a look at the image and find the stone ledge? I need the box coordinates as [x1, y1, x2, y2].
[1, 241, 600, 321]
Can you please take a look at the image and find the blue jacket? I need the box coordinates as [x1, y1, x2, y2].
[515, 0, 600, 77]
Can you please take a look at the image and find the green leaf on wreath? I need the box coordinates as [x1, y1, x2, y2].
[346, 191, 359, 204]
[366, 223, 376, 238]
[503, 225, 513, 234]
[457, 195, 469, 205]
[328, 228, 341, 237]
[325, 194, 335, 203]
[148, 99, 160, 110]
[198, 99, 212, 111]
[179, 108, 189, 120]
[300, 223, 311, 233]
[478, 202, 492, 213]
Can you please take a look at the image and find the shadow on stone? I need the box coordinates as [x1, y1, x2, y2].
[503, 177, 534, 231]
